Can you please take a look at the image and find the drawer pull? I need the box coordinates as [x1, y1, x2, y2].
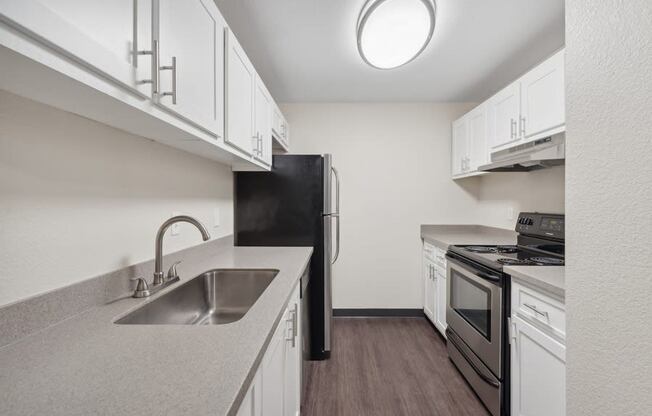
[523, 303, 549, 319]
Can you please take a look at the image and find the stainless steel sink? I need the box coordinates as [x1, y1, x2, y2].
[115, 269, 279, 325]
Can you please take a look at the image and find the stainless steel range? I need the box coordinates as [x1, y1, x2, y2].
[445, 212, 564, 416]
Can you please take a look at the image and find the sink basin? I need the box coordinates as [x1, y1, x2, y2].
[115, 269, 279, 325]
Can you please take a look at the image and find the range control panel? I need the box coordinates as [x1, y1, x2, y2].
[516, 212, 564, 240]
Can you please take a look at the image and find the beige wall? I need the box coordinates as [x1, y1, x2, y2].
[282, 103, 565, 308]
[566, 1, 652, 415]
[476, 166, 565, 229]
[0, 91, 234, 307]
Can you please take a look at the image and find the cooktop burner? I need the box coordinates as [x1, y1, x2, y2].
[496, 258, 534, 265]
[465, 245, 519, 254]
[495, 256, 565, 266]
[530, 257, 565, 266]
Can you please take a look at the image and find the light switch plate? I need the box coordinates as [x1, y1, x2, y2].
[171, 211, 181, 236]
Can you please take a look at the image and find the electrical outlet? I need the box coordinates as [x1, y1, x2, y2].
[213, 208, 220, 228]
[507, 207, 515, 221]
[171, 211, 181, 236]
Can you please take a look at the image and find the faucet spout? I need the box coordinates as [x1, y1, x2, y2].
[154, 215, 210, 284]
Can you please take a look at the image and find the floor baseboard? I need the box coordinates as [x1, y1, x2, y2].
[333, 308, 424, 317]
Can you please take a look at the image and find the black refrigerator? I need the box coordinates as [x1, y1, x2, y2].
[234, 154, 340, 360]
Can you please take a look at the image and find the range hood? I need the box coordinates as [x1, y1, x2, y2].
[479, 135, 565, 172]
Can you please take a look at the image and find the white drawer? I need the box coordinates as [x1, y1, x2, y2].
[512, 281, 565, 341]
[423, 242, 436, 261]
[434, 247, 447, 268]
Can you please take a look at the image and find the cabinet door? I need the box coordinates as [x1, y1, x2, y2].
[158, 0, 224, 136]
[511, 315, 566, 416]
[489, 82, 521, 149]
[434, 269, 447, 337]
[284, 285, 301, 416]
[0, 0, 152, 95]
[467, 104, 488, 171]
[254, 76, 273, 166]
[236, 368, 262, 416]
[520, 50, 565, 142]
[423, 261, 435, 321]
[225, 28, 255, 156]
[261, 309, 287, 415]
[451, 117, 467, 176]
[281, 116, 290, 148]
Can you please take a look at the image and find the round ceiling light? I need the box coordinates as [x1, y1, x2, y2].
[357, 0, 436, 70]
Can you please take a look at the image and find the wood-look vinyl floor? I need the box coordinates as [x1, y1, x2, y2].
[303, 317, 490, 416]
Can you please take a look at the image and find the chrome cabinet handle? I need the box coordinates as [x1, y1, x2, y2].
[523, 303, 549, 319]
[160, 56, 177, 104]
[520, 116, 526, 136]
[137, 39, 159, 94]
[292, 303, 298, 346]
[510, 118, 517, 139]
[285, 305, 297, 347]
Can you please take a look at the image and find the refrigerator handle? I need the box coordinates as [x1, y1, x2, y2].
[331, 166, 340, 264]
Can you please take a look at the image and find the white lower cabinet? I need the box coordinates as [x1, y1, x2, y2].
[510, 281, 566, 416]
[236, 282, 301, 416]
[433, 267, 447, 336]
[422, 242, 447, 338]
[422, 243, 436, 321]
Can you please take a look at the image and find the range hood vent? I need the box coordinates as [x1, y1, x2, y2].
[479, 135, 565, 172]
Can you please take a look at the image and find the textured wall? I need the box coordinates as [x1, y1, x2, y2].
[282, 103, 565, 308]
[0, 91, 234, 307]
[566, 1, 652, 415]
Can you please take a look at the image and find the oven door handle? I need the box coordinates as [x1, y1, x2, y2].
[446, 329, 500, 388]
[446, 254, 502, 284]
[477, 271, 501, 283]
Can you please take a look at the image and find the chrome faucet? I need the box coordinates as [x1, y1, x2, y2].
[154, 215, 210, 283]
[132, 215, 210, 298]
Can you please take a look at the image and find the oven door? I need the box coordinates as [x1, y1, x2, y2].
[446, 256, 503, 378]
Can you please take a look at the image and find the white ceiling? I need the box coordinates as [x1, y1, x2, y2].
[214, 0, 565, 103]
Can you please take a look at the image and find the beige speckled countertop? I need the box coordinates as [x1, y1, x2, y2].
[0, 243, 312, 416]
[505, 266, 565, 298]
[420, 224, 517, 250]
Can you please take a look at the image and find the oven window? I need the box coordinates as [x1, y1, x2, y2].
[450, 269, 492, 340]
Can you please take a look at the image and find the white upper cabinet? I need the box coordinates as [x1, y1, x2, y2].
[490, 49, 565, 152]
[451, 49, 565, 178]
[157, 0, 225, 136]
[467, 104, 489, 171]
[451, 117, 468, 177]
[1, 0, 285, 170]
[225, 28, 256, 157]
[254, 76, 273, 166]
[0, 0, 152, 96]
[519, 49, 565, 141]
[451, 104, 488, 178]
[488, 82, 521, 150]
[272, 105, 290, 151]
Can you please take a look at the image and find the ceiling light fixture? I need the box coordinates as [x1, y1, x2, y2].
[357, 0, 436, 70]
